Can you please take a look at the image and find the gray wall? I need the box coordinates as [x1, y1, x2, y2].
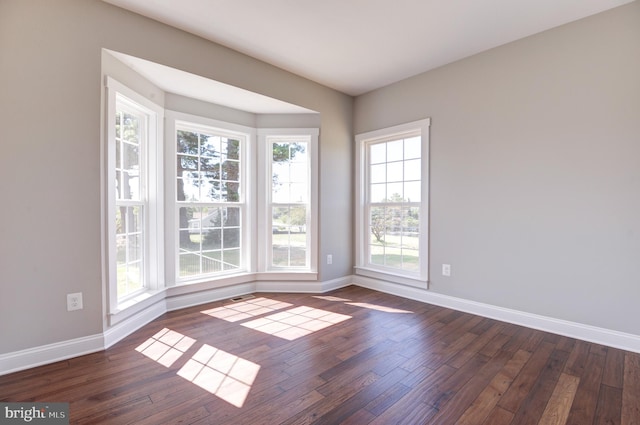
[0, 0, 353, 353]
[355, 1, 640, 335]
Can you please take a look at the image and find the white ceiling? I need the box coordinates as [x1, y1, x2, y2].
[103, 0, 634, 96]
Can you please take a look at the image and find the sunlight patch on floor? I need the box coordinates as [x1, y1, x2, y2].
[135, 328, 196, 367]
[201, 297, 293, 322]
[241, 306, 351, 340]
[177, 344, 260, 408]
[346, 302, 413, 314]
[312, 295, 352, 302]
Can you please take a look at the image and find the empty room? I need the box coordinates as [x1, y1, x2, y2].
[1, 0, 639, 423]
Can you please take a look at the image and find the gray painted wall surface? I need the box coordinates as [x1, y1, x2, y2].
[355, 1, 640, 335]
[0, 0, 353, 353]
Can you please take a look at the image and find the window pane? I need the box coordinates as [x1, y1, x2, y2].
[225, 207, 240, 227]
[201, 207, 221, 229]
[222, 182, 240, 202]
[403, 207, 420, 234]
[288, 163, 306, 183]
[273, 182, 290, 204]
[386, 140, 403, 162]
[179, 229, 196, 252]
[386, 183, 403, 201]
[202, 229, 221, 250]
[223, 249, 241, 270]
[387, 162, 403, 183]
[271, 205, 308, 268]
[223, 228, 240, 249]
[201, 134, 220, 156]
[178, 154, 198, 171]
[116, 206, 144, 299]
[222, 160, 239, 181]
[123, 142, 139, 170]
[370, 183, 386, 203]
[177, 130, 199, 154]
[404, 136, 421, 159]
[404, 181, 421, 202]
[200, 176, 220, 202]
[122, 113, 140, 144]
[404, 159, 421, 181]
[363, 131, 423, 275]
[179, 253, 201, 277]
[370, 143, 386, 164]
[202, 251, 222, 274]
[370, 163, 386, 183]
[225, 139, 240, 160]
[177, 173, 199, 202]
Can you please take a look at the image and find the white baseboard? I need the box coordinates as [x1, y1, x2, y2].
[352, 275, 640, 354]
[0, 334, 104, 376]
[103, 300, 168, 349]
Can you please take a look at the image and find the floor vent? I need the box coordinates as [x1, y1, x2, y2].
[230, 294, 255, 302]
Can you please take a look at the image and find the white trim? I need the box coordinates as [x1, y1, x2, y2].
[0, 334, 104, 377]
[104, 76, 165, 317]
[165, 110, 256, 285]
[108, 289, 166, 326]
[104, 300, 167, 348]
[355, 118, 431, 282]
[351, 275, 640, 354]
[258, 128, 319, 273]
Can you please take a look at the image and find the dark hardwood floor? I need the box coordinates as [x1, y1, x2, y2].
[2, 286, 639, 424]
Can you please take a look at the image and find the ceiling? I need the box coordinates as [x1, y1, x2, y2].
[103, 0, 634, 96]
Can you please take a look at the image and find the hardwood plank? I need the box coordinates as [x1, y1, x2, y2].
[367, 365, 456, 425]
[447, 323, 504, 369]
[481, 406, 515, 425]
[537, 372, 580, 425]
[428, 349, 513, 425]
[305, 366, 410, 425]
[565, 352, 605, 425]
[621, 352, 640, 425]
[456, 349, 531, 425]
[509, 348, 570, 425]
[594, 384, 622, 425]
[498, 341, 555, 412]
[602, 348, 625, 389]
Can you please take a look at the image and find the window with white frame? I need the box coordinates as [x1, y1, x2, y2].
[260, 129, 318, 273]
[105, 79, 319, 318]
[355, 119, 430, 285]
[174, 121, 247, 281]
[105, 77, 164, 312]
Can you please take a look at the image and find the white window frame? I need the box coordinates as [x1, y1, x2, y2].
[355, 119, 430, 287]
[104, 77, 165, 322]
[258, 128, 318, 278]
[165, 111, 256, 285]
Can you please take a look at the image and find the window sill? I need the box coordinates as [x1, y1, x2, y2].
[355, 266, 428, 289]
[109, 288, 167, 326]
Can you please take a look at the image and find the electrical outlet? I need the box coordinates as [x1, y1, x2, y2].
[442, 264, 451, 277]
[67, 292, 83, 311]
[327, 254, 333, 265]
